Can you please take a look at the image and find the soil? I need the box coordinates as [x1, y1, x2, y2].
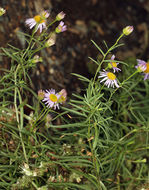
[0, 0, 149, 96]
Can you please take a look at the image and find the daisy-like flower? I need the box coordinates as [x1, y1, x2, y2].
[108, 55, 121, 73]
[136, 59, 149, 80]
[55, 21, 67, 33]
[42, 89, 61, 109]
[25, 10, 50, 33]
[98, 70, 119, 88]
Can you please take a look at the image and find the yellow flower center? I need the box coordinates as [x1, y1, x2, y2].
[144, 62, 149, 73]
[107, 72, 116, 80]
[49, 94, 58, 102]
[111, 62, 117, 67]
[34, 15, 45, 24]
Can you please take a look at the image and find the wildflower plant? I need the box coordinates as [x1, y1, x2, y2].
[0, 6, 149, 190]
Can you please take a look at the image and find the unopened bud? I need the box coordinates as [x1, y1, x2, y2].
[38, 90, 45, 100]
[0, 8, 6, 16]
[58, 89, 67, 103]
[32, 55, 43, 63]
[56, 11, 65, 21]
[45, 33, 56, 47]
[123, 26, 133, 35]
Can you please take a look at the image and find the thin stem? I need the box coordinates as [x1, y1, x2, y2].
[32, 181, 38, 189]
[108, 71, 138, 102]
[14, 64, 28, 163]
[88, 122, 101, 190]
[22, 27, 37, 59]
[93, 33, 124, 84]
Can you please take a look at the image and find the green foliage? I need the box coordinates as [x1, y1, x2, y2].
[0, 10, 149, 190]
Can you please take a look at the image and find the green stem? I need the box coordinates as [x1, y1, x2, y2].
[32, 181, 38, 189]
[36, 19, 57, 42]
[14, 64, 28, 163]
[88, 122, 101, 190]
[93, 33, 124, 84]
[108, 70, 138, 102]
[22, 27, 37, 59]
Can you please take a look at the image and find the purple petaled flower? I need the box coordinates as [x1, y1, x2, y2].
[98, 70, 119, 88]
[136, 59, 149, 80]
[109, 55, 121, 73]
[42, 89, 61, 109]
[25, 10, 50, 33]
[55, 21, 67, 33]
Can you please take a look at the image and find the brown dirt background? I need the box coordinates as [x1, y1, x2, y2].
[0, 0, 149, 95]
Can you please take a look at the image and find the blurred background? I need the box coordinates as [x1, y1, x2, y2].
[0, 0, 148, 95]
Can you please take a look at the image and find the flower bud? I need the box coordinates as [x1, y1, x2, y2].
[56, 11, 65, 21]
[0, 7, 6, 16]
[108, 62, 113, 69]
[123, 26, 133, 35]
[32, 55, 43, 63]
[58, 89, 67, 103]
[38, 90, 45, 100]
[45, 33, 56, 47]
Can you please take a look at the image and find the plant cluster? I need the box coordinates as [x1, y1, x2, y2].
[0, 7, 149, 190]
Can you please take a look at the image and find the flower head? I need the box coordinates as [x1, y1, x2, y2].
[0, 7, 6, 16]
[123, 26, 133, 36]
[55, 21, 67, 33]
[98, 70, 119, 88]
[108, 55, 121, 73]
[42, 89, 61, 109]
[56, 11, 65, 21]
[25, 10, 50, 33]
[136, 59, 149, 80]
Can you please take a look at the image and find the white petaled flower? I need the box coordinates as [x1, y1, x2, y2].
[98, 70, 119, 88]
[109, 55, 121, 73]
[42, 89, 61, 109]
[25, 10, 50, 33]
